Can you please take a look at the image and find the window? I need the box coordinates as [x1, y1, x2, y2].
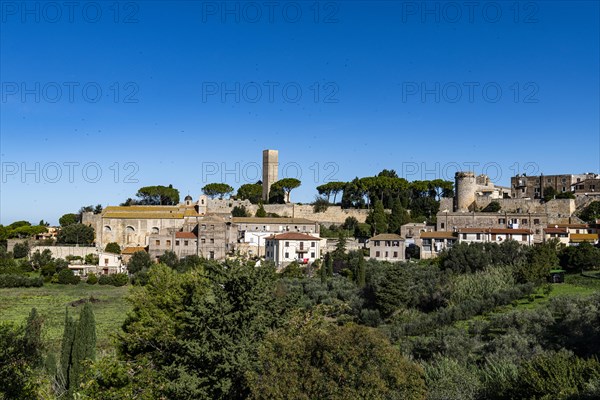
[155, 240, 160, 246]
[499, 218, 506, 224]
[375, 251, 380, 257]
[374, 241, 380, 246]
[209, 251, 214, 260]
[311, 242, 315, 247]
[562, 187, 566, 192]
[201, 238, 206, 244]
[126, 226, 135, 233]
[393, 251, 398, 258]
[201, 224, 206, 230]
[285, 242, 289, 247]
[166, 240, 171, 246]
[476, 233, 481, 240]
[462, 233, 467, 239]
[311, 252, 315, 258]
[522, 219, 528, 224]
[534, 219, 540, 224]
[151, 227, 159, 234]
[175, 240, 180, 246]
[104, 258, 109, 265]
[385, 241, 391, 246]
[441, 223, 445, 229]
[385, 251, 388, 257]
[285, 252, 289, 258]
[210, 238, 214, 244]
[184, 240, 189, 246]
[103, 225, 112, 233]
[522, 235, 527, 241]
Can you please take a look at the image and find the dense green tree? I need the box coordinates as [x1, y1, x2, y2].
[246, 310, 426, 400]
[236, 183, 263, 204]
[507, 350, 600, 400]
[232, 205, 250, 217]
[69, 303, 97, 397]
[58, 310, 76, 394]
[0, 308, 44, 399]
[118, 262, 284, 399]
[559, 242, 600, 271]
[543, 186, 557, 202]
[57, 223, 95, 245]
[135, 185, 180, 205]
[159, 251, 179, 270]
[255, 203, 267, 218]
[58, 304, 97, 398]
[31, 248, 53, 270]
[104, 242, 121, 254]
[368, 200, 387, 235]
[580, 201, 600, 223]
[388, 198, 410, 234]
[59, 213, 79, 227]
[316, 181, 346, 203]
[12, 241, 29, 259]
[356, 251, 366, 288]
[202, 183, 234, 199]
[126, 251, 152, 274]
[269, 178, 301, 203]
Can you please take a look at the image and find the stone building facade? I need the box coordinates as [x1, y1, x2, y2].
[511, 173, 597, 199]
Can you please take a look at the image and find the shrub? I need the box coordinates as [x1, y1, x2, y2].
[97, 273, 129, 286]
[57, 268, 80, 285]
[0, 274, 43, 288]
[482, 201, 501, 212]
[13, 242, 30, 259]
[312, 196, 329, 213]
[87, 273, 98, 285]
[111, 273, 129, 287]
[105, 242, 121, 254]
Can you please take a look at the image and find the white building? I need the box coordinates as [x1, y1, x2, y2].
[458, 228, 534, 245]
[233, 217, 319, 257]
[264, 232, 321, 269]
[367, 234, 405, 262]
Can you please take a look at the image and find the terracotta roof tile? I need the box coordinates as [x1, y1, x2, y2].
[265, 233, 320, 241]
[369, 234, 403, 241]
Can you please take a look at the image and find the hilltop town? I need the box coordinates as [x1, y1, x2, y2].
[4, 149, 600, 276]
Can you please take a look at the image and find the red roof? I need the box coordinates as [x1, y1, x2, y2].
[544, 227, 568, 234]
[265, 232, 319, 241]
[176, 232, 197, 239]
[458, 228, 532, 234]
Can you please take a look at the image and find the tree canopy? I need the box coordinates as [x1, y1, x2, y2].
[135, 185, 180, 205]
[202, 183, 235, 199]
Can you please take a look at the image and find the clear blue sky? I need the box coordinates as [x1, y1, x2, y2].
[1, 1, 599, 225]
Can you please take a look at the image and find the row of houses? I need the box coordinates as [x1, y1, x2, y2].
[367, 222, 600, 262]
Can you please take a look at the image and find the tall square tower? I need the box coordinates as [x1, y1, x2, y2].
[262, 149, 279, 201]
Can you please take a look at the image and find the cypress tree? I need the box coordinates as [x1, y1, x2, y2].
[58, 309, 76, 393]
[23, 308, 43, 367]
[371, 200, 388, 235]
[320, 258, 327, 284]
[357, 251, 366, 288]
[388, 199, 410, 234]
[326, 253, 333, 277]
[69, 302, 97, 396]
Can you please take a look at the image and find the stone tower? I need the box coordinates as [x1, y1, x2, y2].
[454, 171, 477, 212]
[262, 149, 279, 201]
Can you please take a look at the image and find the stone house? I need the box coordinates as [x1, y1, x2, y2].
[367, 233, 405, 262]
[420, 231, 458, 259]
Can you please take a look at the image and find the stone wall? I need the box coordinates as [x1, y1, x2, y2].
[474, 198, 574, 216]
[206, 199, 370, 225]
[32, 245, 98, 259]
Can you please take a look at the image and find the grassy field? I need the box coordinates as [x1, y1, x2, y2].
[0, 283, 131, 354]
